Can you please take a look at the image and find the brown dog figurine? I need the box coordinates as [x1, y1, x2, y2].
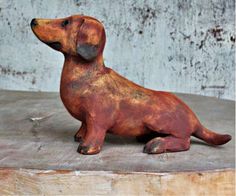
[31, 15, 231, 155]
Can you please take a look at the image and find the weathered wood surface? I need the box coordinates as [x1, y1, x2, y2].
[0, 90, 235, 195]
[0, 169, 234, 195]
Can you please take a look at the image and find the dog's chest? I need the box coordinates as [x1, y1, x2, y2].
[60, 77, 91, 120]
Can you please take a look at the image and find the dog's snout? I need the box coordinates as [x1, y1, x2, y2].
[31, 18, 38, 27]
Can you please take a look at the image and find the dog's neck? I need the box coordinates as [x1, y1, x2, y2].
[63, 54, 105, 74]
[61, 54, 107, 88]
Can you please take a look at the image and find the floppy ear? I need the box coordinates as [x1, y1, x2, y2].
[76, 18, 104, 61]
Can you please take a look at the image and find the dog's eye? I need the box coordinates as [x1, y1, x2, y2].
[61, 20, 70, 27]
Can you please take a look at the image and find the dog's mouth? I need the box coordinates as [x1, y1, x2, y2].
[46, 41, 62, 50]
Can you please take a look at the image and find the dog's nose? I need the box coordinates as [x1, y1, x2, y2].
[30, 18, 38, 27]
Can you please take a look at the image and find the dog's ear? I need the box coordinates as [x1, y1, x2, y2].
[76, 18, 105, 61]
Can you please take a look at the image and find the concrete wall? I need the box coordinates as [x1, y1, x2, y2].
[0, 0, 235, 100]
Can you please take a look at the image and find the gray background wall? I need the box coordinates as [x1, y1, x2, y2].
[0, 0, 235, 100]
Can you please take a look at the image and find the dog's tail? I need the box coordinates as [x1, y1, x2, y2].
[192, 124, 231, 145]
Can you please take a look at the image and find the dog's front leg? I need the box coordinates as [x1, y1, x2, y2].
[77, 119, 107, 155]
[74, 123, 86, 143]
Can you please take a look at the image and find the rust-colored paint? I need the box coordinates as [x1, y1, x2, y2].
[31, 15, 231, 155]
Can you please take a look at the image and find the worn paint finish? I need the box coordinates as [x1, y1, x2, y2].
[31, 15, 231, 155]
[0, 0, 234, 99]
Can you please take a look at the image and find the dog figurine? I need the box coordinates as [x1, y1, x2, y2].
[31, 15, 231, 155]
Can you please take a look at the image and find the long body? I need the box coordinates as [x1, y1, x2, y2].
[61, 55, 197, 138]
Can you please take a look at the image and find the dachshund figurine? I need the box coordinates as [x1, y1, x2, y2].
[31, 15, 231, 155]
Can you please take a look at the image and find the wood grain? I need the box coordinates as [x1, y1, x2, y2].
[0, 169, 234, 195]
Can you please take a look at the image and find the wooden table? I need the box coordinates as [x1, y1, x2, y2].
[0, 90, 234, 195]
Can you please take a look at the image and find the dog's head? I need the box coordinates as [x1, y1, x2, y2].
[31, 15, 106, 61]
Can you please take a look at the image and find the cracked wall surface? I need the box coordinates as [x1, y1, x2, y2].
[0, 0, 235, 99]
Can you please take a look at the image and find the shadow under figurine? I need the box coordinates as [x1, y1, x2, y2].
[31, 15, 231, 155]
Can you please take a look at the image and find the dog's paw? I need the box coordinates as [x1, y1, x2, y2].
[143, 138, 165, 154]
[77, 144, 101, 155]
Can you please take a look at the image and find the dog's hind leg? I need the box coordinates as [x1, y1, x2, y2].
[143, 136, 190, 154]
[74, 123, 86, 143]
[136, 132, 169, 143]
